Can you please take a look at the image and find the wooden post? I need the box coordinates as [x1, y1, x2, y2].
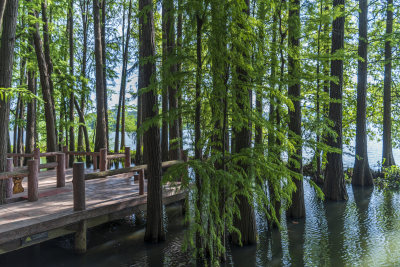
[73, 162, 86, 211]
[28, 159, 39, 202]
[73, 162, 86, 254]
[63, 146, 69, 169]
[13, 156, 17, 167]
[5, 158, 13, 198]
[139, 169, 144, 195]
[100, 148, 107, 172]
[124, 147, 131, 168]
[56, 153, 66, 188]
[93, 154, 98, 170]
[34, 147, 40, 161]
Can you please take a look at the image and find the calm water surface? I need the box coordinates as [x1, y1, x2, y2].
[1, 182, 400, 267]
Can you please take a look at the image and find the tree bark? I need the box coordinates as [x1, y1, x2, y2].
[101, 0, 109, 149]
[30, 6, 58, 153]
[0, 0, 6, 32]
[25, 68, 36, 158]
[382, 0, 395, 167]
[352, 0, 373, 186]
[287, 0, 305, 219]
[161, 1, 169, 162]
[141, 0, 165, 243]
[323, 0, 348, 201]
[136, 12, 144, 165]
[177, 0, 183, 151]
[93, 0, 107, 152]
[0, 0, 18, 203]
[68, 0, 75, 167]
[232, 0, 257, 246]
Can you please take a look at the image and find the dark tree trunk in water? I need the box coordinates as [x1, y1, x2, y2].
[30, 5, 57, 153]
[352, 0, 373, 186]
[0, 0, 18, 203]
[287, 0, 305, 219]
[382, 0, 395, 167]
[93, 0, 107, 152]
[161, 2, 169, 162]
[232, 0, 257, 246]
[323, 0, 348, 201]
[68, 0, 75, 166]
[140, 0, 165, 243]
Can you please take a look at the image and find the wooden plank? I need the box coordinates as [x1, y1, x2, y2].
[85, 160, 181, 181]
[0, 169, 29, 180]
[106, 154, 125, 160]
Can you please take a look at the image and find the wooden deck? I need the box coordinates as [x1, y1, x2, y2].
[0, 168, 186, 254]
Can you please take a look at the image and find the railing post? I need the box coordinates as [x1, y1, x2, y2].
[139, 169, 145, 195]
[124, 147, 131, 168]
[28, 159, 39, 202]
[56, 153, 66, 188]
[93, 154, 98, 170]
[73, 162, 86, 254]
[63, 146, 69, 169]
[100, 148, 107, 172]
[13, 156, 17, 167]
[34, 147, 40, 161]
[6, 158, 13, 198]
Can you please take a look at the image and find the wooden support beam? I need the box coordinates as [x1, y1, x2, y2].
[100, 148, 107, 172]
[34, 148, 40, 161]
[56, 153, 66, 188]
[6, 158, 13, 198]
[72, 162, 86, 254]
[84, 160, 181, 181]
[27, 160, 39, 202]
[93, 155, 98, 170]
[125, 147, 131, 168]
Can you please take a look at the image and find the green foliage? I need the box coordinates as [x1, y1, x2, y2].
[376, 165, 400, 190]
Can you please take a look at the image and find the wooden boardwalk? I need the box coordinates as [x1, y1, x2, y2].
[0, 167, 186, 254]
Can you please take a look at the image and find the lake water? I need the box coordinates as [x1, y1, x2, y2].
[1, 181, 400, 266]
[3, 134, 400, 266]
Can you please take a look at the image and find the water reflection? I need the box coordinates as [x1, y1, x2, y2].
[2, 183, 400, 266]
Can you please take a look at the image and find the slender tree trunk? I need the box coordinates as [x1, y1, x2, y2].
[69, 0, 75, 165]
[352, 0, 373, 186]
[232, 0, 257, 246]
[30, 5, 57, 153]
[161, 2, 169, 162]
[13, 97, 20, 154]
[141, 0, 165, 243]
[287, 0, 305, 219]
[177, 0, 183, 152]
[93, 0, 107, 151]
[26, 68, 36, 158]
[195, 11, 203, 255]
[41, 0, 57, 140]
[165, 0, 180, 160]
[0, 0, 18, 203]
[101, 0, 109, 149]
[323, 0, 348, 201]
[382, 0, 395, 167]
[136, 15, 144, 165]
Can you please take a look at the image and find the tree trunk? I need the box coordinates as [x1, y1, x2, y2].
[136, 14, 144, 165]
[177, 0, 183, 151]
[30, 6, 58, 153]
[69, 0, 75, 166]
[101, 0, 109, 150]
[26, 68, 36, 158]
[93, 0, 107, 152]
[141, 0, 165, 243]
[352, 0, 373, 186]
[287, 0, 305, 219]
[161, 1, 169, 162]
[0, 0, 18, 203]
[382, 0, 395, 167]
[232, 0, 257, 246]
[323, 0, 348, 201]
